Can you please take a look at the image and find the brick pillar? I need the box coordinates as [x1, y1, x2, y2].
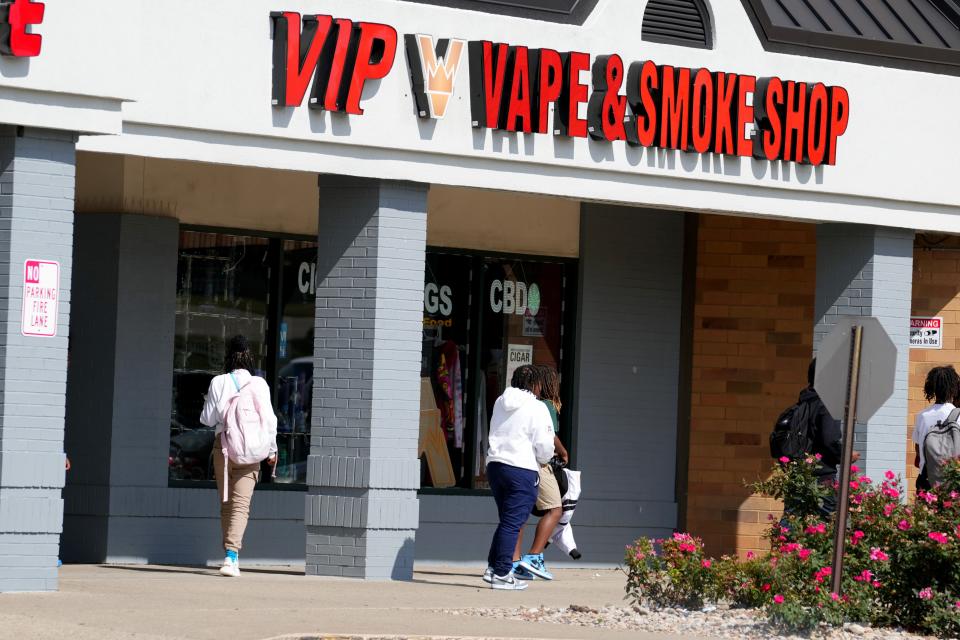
[305, 176, 426, 579]
[814, 224, 914, 483]
[0, 127, 76, 592]
[62, 213, 178, 563]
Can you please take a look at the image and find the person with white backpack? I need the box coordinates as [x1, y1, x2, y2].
[200, 335, 278, 577]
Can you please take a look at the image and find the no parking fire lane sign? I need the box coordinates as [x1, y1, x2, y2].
[21, 259, 59, 337]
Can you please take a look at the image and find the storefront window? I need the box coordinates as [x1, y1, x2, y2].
[169, 230, 316, 487]
[274, 240, 317, 484]
[419, 250, 573, 491]
[420, 253, 472, 488]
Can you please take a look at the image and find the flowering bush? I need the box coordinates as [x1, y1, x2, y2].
[624, 533, 715, 609]
[624, 457, 960, 637]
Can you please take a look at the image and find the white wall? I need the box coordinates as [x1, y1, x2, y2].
[8, 0, 960, 228]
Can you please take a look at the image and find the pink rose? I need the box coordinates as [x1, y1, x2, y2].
[898, 520, 911, 531]
[929, 532, 949, 545]
[779, 456, 790, 464]
[814, 453, 822, 460]
[773, 594, 785, 604]
[798, 548, 811, 561]
[762, 583, 771, 592]
[869, 547, 889, 562]
[885, 470, 895, 480]
[851, 464, 860, 473]
[830, 592, 840, 601]
[918, 587, 934, 601]
[746, 551, 755, 560]
[702, 559, 711, 568]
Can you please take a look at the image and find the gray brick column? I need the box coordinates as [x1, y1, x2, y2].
[0, 127, 76, 592]
[61, 213, 178, 563]
[814, 224, 914, 483]
[306, 176, 426, 580]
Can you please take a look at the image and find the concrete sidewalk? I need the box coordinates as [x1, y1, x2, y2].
[0, 565, 690, 640]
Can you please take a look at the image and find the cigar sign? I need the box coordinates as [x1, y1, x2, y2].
[271, 12, 850, 166]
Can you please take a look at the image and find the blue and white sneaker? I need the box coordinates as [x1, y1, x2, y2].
[513, 561, 535, 580]
[518, 553, 553, 580]
[219, 555, 240, 577]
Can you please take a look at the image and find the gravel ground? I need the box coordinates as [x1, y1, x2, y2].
[444, 604, 948, 640]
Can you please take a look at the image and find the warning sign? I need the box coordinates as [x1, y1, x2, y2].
[910, 317, 943, 350]
[21, 259, 60, 337]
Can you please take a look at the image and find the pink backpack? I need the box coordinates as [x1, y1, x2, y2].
[219, 373, 273, 502]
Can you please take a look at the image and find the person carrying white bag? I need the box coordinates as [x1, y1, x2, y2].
[200, 335, 278, 577]
[547, 467, 582, 560]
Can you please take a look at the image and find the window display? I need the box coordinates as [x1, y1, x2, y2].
[169, 230, 316, 487]
[420, 253, 472, 488]
[419, 250, 574, 491]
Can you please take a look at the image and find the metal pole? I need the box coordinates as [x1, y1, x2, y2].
[830, 324, 863, 596]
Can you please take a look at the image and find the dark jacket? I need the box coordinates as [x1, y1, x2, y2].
[798, 387, 843, 478]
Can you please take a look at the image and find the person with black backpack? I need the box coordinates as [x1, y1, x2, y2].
[912, 365, 960, 491]
[771, 359, 856, 517]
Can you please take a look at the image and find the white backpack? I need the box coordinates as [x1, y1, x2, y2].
[219, 373, 272, 501]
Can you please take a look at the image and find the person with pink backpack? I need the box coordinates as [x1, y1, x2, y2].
[200, 335, 278, 577]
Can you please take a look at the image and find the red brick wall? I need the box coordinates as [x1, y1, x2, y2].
[686, 215, 816, 557]
[909, 241, 960, 498]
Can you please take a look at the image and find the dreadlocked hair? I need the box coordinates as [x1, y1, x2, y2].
[924, 365, 960, 404]
[536, 365, 562, 413]
[224, 334, 255, 375]
[510, 364, 539, 394]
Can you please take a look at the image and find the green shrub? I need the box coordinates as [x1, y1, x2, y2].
[624, 457, 960, 637]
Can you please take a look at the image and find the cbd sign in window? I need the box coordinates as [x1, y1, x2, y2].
[22, 259, 59, 337]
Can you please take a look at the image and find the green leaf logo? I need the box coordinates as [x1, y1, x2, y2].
[527, 283, 541, 316]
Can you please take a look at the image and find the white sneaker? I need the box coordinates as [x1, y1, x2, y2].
[491, 571, 528, 590]
[219, 556, 240, 577]
[482, 566, 494, 584]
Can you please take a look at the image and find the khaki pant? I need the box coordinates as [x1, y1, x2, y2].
[213, 435, 261, 553]
[536, 463, 562, 511]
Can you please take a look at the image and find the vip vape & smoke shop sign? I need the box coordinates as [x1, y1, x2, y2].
[270, 11, 850, 167]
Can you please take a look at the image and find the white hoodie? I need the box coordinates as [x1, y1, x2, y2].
[486, 387, 556, 472]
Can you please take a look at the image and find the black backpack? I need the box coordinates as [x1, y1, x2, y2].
[770, 399, 816, 461]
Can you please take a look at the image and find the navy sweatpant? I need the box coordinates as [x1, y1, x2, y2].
[486, 461, 539, 577]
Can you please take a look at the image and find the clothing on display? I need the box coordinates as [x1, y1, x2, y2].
[434, 340, 464, 449]
[473, 376, 488, 487]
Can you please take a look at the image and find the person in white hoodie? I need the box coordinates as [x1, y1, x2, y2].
[200, 335, 277, 577]
[482, 364, 555, 590]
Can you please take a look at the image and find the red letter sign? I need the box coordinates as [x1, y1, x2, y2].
[1, 0, 44, 57]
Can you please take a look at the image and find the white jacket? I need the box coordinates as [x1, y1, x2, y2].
[486, 388, 555, 472]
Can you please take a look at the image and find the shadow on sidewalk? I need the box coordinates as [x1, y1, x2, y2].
[415, 570, 483, 579]
[98, 564, 303, 577]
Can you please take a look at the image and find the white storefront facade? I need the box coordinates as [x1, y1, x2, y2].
[0, 0, 958, 590]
